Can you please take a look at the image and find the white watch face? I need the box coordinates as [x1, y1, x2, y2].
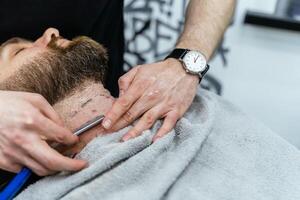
[182, 51, 207, 73]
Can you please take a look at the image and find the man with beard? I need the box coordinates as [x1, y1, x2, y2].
[1, 28, 300, 200]
[0, 1, 238, 190]
[0, 0, 237, 159]
[0, 28, 112, 189]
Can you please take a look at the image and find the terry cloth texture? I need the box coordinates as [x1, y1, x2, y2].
[16, 89, 300, 200]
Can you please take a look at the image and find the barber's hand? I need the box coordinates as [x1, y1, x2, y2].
[0, 91, 87, 176]
[102, 59, 199, 142]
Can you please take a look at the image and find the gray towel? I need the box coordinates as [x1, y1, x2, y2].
[16, 89, 300, 200]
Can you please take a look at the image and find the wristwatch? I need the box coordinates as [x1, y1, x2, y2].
[165, 48, 209, 81]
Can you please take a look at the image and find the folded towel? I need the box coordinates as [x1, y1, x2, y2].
[16, 89, 300, 200]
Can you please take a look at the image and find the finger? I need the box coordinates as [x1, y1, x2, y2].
[120, 86, 162, 125]
[23, 157, 56, 176]
[107, 86, 160, 133]
[31, 114, 78, 146]
[102, 83, 145, 130]
[27, 93, 64, 126]
[118, 66, 140, 96]
[0, 152, 22, 173]
[121, 106, 162, 142]
[22, 136, 87, 172]
[1, 137, 55, 175]
[109, 99, 153, 132]
[105, 117, 129, 133]
[9, 146, 55, 176]
[153, 111, 179, 142]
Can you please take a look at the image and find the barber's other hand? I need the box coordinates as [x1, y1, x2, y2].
[102, 59, 199, 142]
[0, 91, 87, 176]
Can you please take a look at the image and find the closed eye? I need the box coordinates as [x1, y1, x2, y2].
[15, 48, 25, 56]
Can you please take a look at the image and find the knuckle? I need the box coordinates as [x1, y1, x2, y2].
[21, 110, 40, 128]
[55, 133, 68, 143]
[144, 114, 155, 127]
[4, 130, 24, 146]
[171, 110, 180, 119]
[1, 129, 12, 138]
[122, 111, 134, 123]
[0, 157, 10, 169]
[168, 115, 178, 124]
[145, 89, 160, 101]
[44, 159, 57, 170]
[107, 110, 118, 121]
[11, 132, 25, 146]
[167, 101, 177, 109]
[118, 96, 131, 109]
[118, 77, 127, 87]
[2, 147, 13, 157]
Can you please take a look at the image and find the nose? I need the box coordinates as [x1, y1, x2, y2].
[34, 28, 60, 47]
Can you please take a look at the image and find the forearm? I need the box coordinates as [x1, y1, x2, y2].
[176, 0, 236, 60]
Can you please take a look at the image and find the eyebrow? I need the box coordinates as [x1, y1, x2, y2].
[0, 37, 32, 55]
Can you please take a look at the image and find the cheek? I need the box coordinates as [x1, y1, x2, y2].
[0, 54, 18, 80]
[13, 47, 44, 66]
[0, 48, 45, 80]
[0, 60, 8, 81]
[0, 61, 18, 81]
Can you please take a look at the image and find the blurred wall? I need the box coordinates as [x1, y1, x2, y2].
[124, 0, 300, 148]
[124, 0, 187, 70]
[210, 0, 300, 148]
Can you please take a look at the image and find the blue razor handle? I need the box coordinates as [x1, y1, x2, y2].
[0, 167, 32, 200]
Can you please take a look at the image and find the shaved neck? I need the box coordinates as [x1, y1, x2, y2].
[53, 80, 115, 155]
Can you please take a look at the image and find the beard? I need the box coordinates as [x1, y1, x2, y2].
[0, 36, 108, 105]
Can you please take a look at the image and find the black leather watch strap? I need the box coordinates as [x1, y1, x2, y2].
[165, 48, 210, 83]
[165, 48, 189, 60]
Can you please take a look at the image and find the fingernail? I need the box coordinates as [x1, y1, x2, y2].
[153, 136, 161, 143]
[102, 119, 111, 129]
[121, 134, 132, 142]
[80, 160, 89, 168]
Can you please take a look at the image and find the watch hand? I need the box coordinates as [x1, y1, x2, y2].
[194, 55, 199, 63]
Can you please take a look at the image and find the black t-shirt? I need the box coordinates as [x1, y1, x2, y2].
[0, 0, 124, 97]
[0, 0, 124, 192]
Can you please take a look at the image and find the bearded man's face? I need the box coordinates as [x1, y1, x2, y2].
[0, 28, 108, 104]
